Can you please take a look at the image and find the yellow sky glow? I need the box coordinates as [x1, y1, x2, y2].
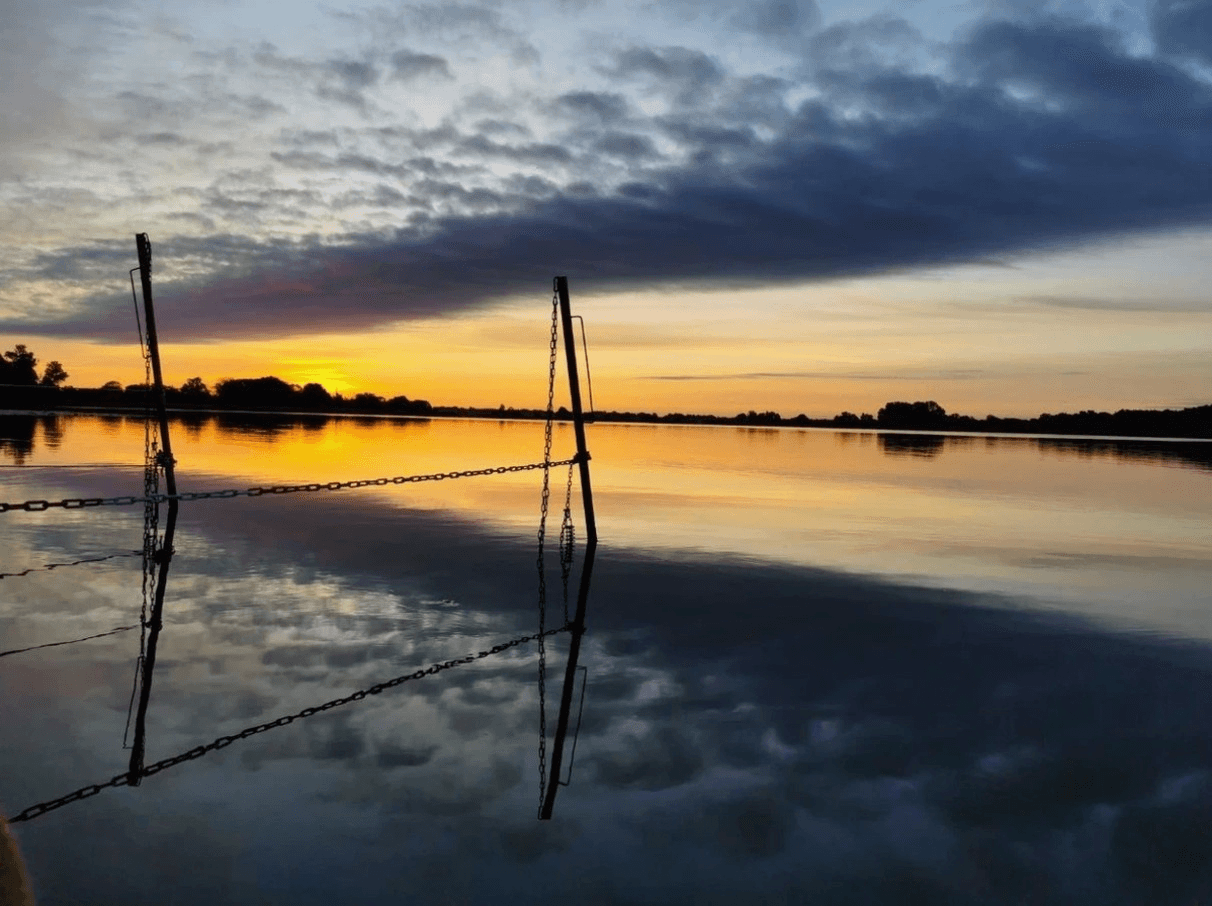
[11, 230, 1211, 419]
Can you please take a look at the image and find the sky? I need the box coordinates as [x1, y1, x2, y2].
[0, 0, 1210, 417]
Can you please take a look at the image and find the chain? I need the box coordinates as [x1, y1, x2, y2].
[139, 436, 160, 658]
[129, 266, 150, 382]
[559, 461, 575, 624]
[131, 284, 163, 742]
[141, 451, 159, 624]
[0, 459, 580, 514]
[9, 624, 570, 824]
[0, 550, 141, 580]
[536, 282, 561, 813]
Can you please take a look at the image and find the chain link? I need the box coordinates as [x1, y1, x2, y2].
[0, 459, 580, 514]
[9, 624, 571, 824]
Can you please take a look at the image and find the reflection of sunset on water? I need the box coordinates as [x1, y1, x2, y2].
[8, 414, 1211, 638]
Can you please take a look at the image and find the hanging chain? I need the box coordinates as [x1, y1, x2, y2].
[139, 429, 160, 641]
[127, 302, 162, 749]
[536, 282, 560, 813]
[11, 624, 570, 824]
[559, 461, 575, 624]
[0, 459, 580, 514]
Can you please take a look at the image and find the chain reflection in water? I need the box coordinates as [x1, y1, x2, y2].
[0, 550, 140, 580]
[9, 625, 571, 824]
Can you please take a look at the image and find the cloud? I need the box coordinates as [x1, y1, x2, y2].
[376, 741, 438, 767]
[594, 132, 661, 161]
[5, 10, 1212, 341]
[307, 713, 367, 761]
[389, 50, 453, 81]
[604, 45, 727, 106]
[348, 1, 538, 64]
[455, 134, 574, 166]
[0, 0, 124, 174]
[589, 724, 705, 790]
[730, 0, 821, 38]
[957, 18, 1208, 129]
[1014, 293, 1212, 313]
[1151, 0, 1212, 65]
[253, 44, 384, 111]
[556, 91, 631, 123]
[807, 14, 927, 74]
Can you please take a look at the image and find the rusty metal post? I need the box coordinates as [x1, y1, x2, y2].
[126, 232, 180, 785]
[540, 276, 598, 819]
[134, 233, 177, 497]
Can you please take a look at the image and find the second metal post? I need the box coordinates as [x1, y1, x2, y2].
[540, 276, 599, 819]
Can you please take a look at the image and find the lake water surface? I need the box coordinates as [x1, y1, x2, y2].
[2, 413, 1211, 903]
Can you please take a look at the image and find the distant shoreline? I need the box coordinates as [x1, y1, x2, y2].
[2, 396, 1210, 442]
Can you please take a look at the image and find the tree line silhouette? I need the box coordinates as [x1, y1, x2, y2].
[577, 400, 1211, 438]
[1, 344, 1209, 438]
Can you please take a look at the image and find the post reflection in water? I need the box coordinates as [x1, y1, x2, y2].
[1, 414, 1212, 904]
[124, 491, 177, 788]
[6, 432, 593, 827]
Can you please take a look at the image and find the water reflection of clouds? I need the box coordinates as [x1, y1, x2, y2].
[592, 599, 1211, 901]
[3, 455, 1212, 901]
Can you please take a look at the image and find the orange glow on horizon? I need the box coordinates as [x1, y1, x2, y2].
[10, 251, 1211, 420]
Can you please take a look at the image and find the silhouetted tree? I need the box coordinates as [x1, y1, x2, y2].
[40, 361, 68, 387]
[735, 410, 783, 425]
[388, 395, 432, 415]
[1, 345, 39, 385]
[877, 400, 950, 430]
[180, 376, 210, 397]
[215, 376, 298, 409]
[300, 382, 332, 408]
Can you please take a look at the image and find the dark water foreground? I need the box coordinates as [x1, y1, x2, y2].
[1, 417, 1210, 903]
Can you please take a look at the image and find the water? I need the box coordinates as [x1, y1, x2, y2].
[2, 413, 1211, 903]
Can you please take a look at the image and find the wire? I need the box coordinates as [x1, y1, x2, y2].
[0, 624, 138, 659]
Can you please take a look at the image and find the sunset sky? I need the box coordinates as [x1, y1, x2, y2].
[1, 0, 1209, 418]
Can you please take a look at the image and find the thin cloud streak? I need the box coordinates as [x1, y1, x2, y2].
[647, 369, 988, 382]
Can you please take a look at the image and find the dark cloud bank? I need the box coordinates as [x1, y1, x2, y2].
[9, 9, 1212, 340]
